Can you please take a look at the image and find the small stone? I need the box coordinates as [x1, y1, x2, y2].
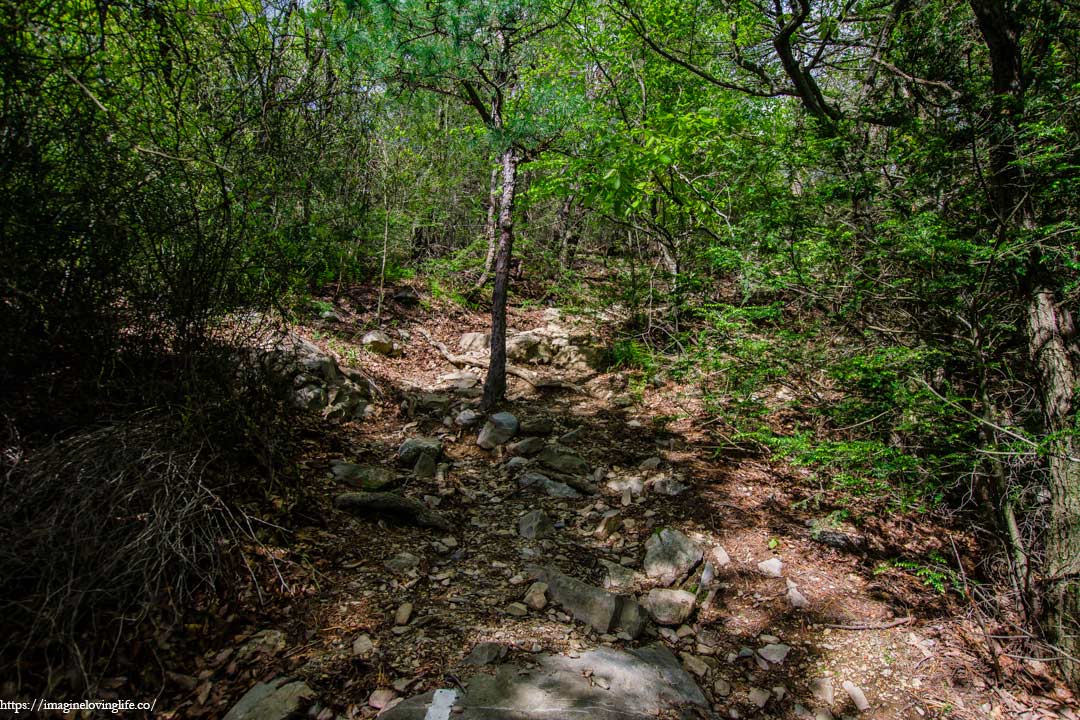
[414, 452, 436, 478]
[352, 634, 374, 657]
[594, 510, 623, 540]
[506, 602, 529, 617]
[398, 437, 442, 465]
[362, 330, 395, 355]
[519, 509, 555, 539]
[508, 436, 546, 456]
[455, 409, 482, 427]
[519, 418, 554, 435]
[842, 681, 870, 712]
[477, 412, 519, 449]
[748, 687, 771, 708]
[786, 579, 809, 608]
[680, 652, 709, 678]
[639, 456, 662, 470]
[524, 581, 548, 610]
[368, 688, 396, 709]
[713, 679, 731, 696]
[757, 557, 784, 577]
[385, 552, 420, 573]
[642, 588, 696, 625]
[644, 529, 703, 586]
[711, 546, 731, 567]
[394, 602, 413, 626]
[464, 642, 507, 666]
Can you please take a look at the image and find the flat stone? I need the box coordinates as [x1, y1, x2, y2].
[385, 552, 420, 573]
[594, 510, 623, 540]
[680, 653, 709, 678]
[642, 588, 696, 625]
[842, 681, 870, 711]
[519, 418, 554, 436]
[786, 579, 809, 608]
[757, 557, 784, 577]
[477, 412, 519, 449]
[394, 602, 413, 626]
[380, 644, 706, 720]
[519, 509, 554, 540]
[224, 678, 313, 720]
[648, 475, 688, 495]
[713, 678, 731, 696]
[369, 687, 397, 709]
[711, 546, 731, 567]
[505, 456, 530, 474]
[639, 456, 662, 470]
[414, 452, 436, 478]
[464, 642, 507, 666]
[757, 643, 791, 664]
[506, 602, 529, 617]
[600, 559, 637, 590]
[331, 462, 396, 491]
[530, 566, 643, 637]
[459, 332, 490, 353]
[508, 436, 546, 457]
[537, 445, 590, 476]
[455, 409, 482, 427]
[398, 437, 442, 465]
[644, 529, 703, 586]
[352, 634, 374, 657]
[810, 677, 835, 706]
[362, 330, 395, 355]
[748, 687, 771, 708]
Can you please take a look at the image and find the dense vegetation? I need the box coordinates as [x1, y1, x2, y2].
[1, 0, 1077, 696]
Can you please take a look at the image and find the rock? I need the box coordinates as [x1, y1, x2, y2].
[713, 679, 731, 696]
[519, 509, 554, 539]
[537, 445, 590, 476]
[711, 546, 731, 567]
[380, 644, 706, 720]
[505, 456, 529, 474]
[518, 418, 554, 436]
[398, 437, 442, 465]
[439, 370, 479, 390]
[224, 678, 314, 720]
[455, 409, 482, 427]
[529, 566, 644, 638]
[362, 330, 396, 356]
[642, 588, 696, 625]
[757, 557, 784, 577]
[524, 582, 548, 610]
[542, 479, 581, 497]
[842, 681, 870, 712]
[644, 529, 703, 586]
[811, 528, 865, 551]
[237, 629, 286, 662]
[506, 602, 529, 617]
[395, 602, 413, 626]
[385, 552, 420, 573]
[607, 475, 645, 496]
[757, 643, 791, 664]
[369, 687, 397, 709]
[459, 332, 490, 353]
[477, 412, 519, 449]
[600, 559, 637, 590]
[507, 332, 544, 363]
[639, 456, 662, 470]
[786, 579, 809, 608]
[508, 436, 546, 457]
[336, 492, 451, 531]
[648, 475, 688, 496]
[414, 452, 436, 478]
[680, 653, 709, 678]
[559, 427, 584, 443]
[332, 462, 396, 491]
[810, 677, 835, 706]
[594, 510, 623, 540]
[392, 286, 420, 306]
[352, 634, 374, 657]
[748, 687, 771, 708]
[464, 642, 507, 666]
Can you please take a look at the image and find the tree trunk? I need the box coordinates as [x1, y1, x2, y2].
[473, 164, 500, 290]
[971, 0, 1080, 684]
[481, 146, 520, 411]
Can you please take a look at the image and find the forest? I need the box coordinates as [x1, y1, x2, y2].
[0, 0, 1077, 717]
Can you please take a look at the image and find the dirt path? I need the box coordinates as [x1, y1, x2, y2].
[173, 303, 1075, 720]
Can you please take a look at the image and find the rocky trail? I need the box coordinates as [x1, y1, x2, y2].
[173, 299, 1073, 720]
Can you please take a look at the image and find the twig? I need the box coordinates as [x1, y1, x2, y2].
[823, 616, 915, 630]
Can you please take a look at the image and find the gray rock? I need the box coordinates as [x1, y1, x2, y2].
[537, 445, 590, 476]
[811, 528, 865, 551]
[519, 417, 554, 436]
[464, 642, 508, 666]
[524, 581, 548, 610]
[559, 427, 584, 443]
[477, 412, 519, 449]
[519, 509, 554, 540]
[506, 602, 529, 616]
[810, 677, 835, 706]
[414, 452, 437, 478]
[439, 370, 480, 390]
[362, 330, 396, 355]
[607, 475, 646, 496]
[842, 681, 870, 712]
[507, 332, 543, 362]
[594, 510, 623, 540]
[392, 286, 420, 305]
[649, 475, 688, 496]
[332, 462, 396, 491]
[385, 552, 420, 573]
[395, 602, 413, 626]
[455, 409, 483, 427]
[505, 456, 530, 474]
[294, 384, 328, 411]
[757, 557, 784, 577]
[786, 579, 809, 608]
[335, 492, 451, 530]
[369, 687, 397, 709]
[352, 634, 374, 657]
[644, 529, 703, 586]
[542, 479, 581, 497]
[748, 687, 771, 708]
[508, 436, 546, 457]
[600, 559, 637, 590]
[711, 545, 731, 567]
[530, 566, 644, 638]
[224, 677, 313, 720]
[642, 588, 696, 625]
[757, 643, 791, 664]
[398, 437, 442, 465]
[380, 644, 706, 720]
[459, 332, 490, 354]
[639, 456, 662, 470]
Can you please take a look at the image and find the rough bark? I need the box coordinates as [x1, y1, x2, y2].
[481, 146, 520, 411]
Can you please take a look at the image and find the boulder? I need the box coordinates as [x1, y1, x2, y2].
[642, 588, 696, 626]
[380, 644, 706, 720]
[224, 678, 313, 720]
[643, 529, 703, 586]
[458, 332, 490, 354]
[362, 330, 396, 355]
[477, 412, 519, 449]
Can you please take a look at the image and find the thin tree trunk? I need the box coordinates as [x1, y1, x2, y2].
[482, 146, 520, 411]
[474, 164, 500, 290]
